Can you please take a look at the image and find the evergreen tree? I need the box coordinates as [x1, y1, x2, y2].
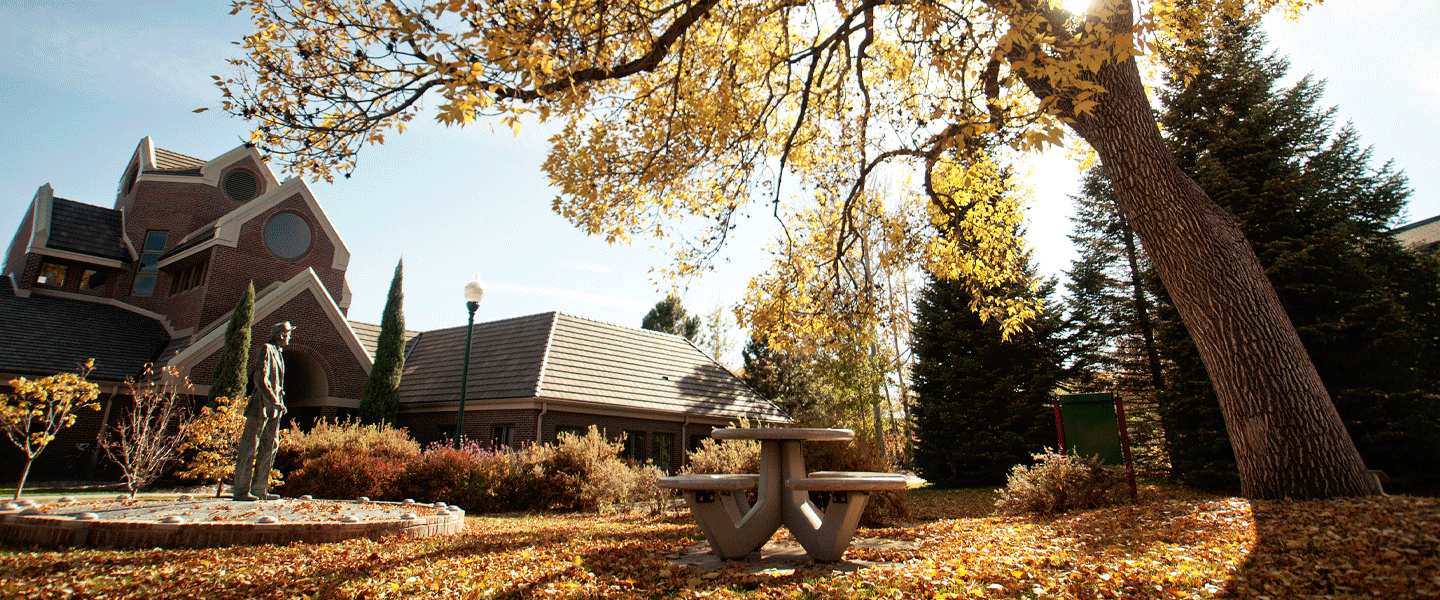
[359, 259, 406, 425]
[740, 337, 822, 424]
[911, 268, 1066, 488]
[208, 282, 255, 404]
[642, 293, 701, 341]
[1061, 166, 1171, 473]
[1153, 24, 1440, 493]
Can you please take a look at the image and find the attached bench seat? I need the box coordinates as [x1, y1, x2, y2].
[787, 472, 908, 492]
[656, 474, 759, 491]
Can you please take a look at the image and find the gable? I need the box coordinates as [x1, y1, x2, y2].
[158, 176, 350, 272]
[166, 268, 372, 382]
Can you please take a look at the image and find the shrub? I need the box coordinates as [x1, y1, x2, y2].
[682, 436, 761, 474]
[526, 426, 643, 511]
[283, 446, 410, 500]
[995, 449, 1128, 516]
[276, 418, 420, 500]
[395, 441, 529, 512]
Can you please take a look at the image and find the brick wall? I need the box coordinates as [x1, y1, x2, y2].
[189, 288, 367, 401]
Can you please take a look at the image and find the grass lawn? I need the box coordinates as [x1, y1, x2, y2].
[2, 486, 1436, 599]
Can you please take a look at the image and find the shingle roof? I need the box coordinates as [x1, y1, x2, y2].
[348, 320, 422, 360]
[0, 285, 173, 381]
[150, 148, 206, 174]
[398, 312, 786, 421]
[45, 197, 128, 261]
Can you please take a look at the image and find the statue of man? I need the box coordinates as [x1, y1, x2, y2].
[233, 321, 295, 501]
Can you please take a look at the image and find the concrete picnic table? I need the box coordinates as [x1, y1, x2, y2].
[658, 428, 907, 561]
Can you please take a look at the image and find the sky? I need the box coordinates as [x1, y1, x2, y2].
[1, 1, 1436, 365]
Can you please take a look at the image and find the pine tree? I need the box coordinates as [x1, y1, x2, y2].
[1061, 166, 1170, 473]
[359, 260, 406, 425]
[208, 282, 255, 404]
[911, 268, 1067, 488]
[642, 293, 701, 341]
[1153, 24, 1440, 493]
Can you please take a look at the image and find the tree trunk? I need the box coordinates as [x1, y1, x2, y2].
[15, 458, 34, 500]
[1045, 17, 1379, 499]
[1121, 223, 1165, 392]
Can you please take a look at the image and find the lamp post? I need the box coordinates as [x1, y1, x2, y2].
[455, 273, 485, 448]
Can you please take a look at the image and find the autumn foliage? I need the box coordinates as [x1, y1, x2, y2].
[0, 361, 100, 499]
[273, 421, 664, 513]
[4, 487, 1437, 599]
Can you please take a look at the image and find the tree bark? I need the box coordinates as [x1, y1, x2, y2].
[1048, 24, 1380, 499]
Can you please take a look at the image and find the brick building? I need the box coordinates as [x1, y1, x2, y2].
[1, 138, 783, 482]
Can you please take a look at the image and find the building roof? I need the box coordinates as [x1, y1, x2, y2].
[1392, 214, 1440, 253]
[398, 312, 786, 422]
[45, 197, 128, 261]
[0, 285, 172, 381]
[150, 147, 206, 174]
[348, 320, 422, 360]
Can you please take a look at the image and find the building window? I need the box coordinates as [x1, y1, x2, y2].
[651, 433, 674, 473]
[491, 424, 515, 450]
[80, 269, 107, 292]
[223, 169, 259, 202]
[622, 431, 646, 463]
[687, 434, 709, 454]
[36, 262, 67, 287]
[264, 212, 312, 260]
[131, 230, 167, 296]
[168, 260, 207, 294]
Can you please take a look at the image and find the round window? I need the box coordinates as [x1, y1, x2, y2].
[223, 169, 259, 202]
[264, 212, 312, 260]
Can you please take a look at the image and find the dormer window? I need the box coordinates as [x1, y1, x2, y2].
[131, 230, 167, 296]
[223, 169, 259, 203]
[37, 261, 67, 287]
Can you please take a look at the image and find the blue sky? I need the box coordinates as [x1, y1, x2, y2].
[1, 1, 1435, 358]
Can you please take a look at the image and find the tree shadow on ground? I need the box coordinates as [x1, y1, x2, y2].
[1222, 495, 1440, 599]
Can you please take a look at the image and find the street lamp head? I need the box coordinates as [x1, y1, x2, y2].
[464, 273, 485, 305]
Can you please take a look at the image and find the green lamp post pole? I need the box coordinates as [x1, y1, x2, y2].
[455, 274, 485, 449]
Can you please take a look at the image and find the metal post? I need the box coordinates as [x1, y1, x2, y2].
[455, 300, 478, 448]
[1114, 394, 1138, 503]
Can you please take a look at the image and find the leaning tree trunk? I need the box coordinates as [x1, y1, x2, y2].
[1026, 4, 1380, 499]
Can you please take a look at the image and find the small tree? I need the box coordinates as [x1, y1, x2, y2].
[359, 259, 406, 425]
[1, 361, 100, 499]
[103, 365, 197, 498]
[178, 395, 246, 498]
[208, 282, 255, 404]
[642, 293, 701, 341]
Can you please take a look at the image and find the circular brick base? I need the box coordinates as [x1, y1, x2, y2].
[0, 497, 466, 549]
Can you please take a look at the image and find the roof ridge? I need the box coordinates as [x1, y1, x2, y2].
[1391, 213, 1440, 235]
[532, 311, 561, 397]
[553, 310, 691, 340]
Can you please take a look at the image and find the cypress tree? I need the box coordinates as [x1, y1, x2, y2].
[359, 259, 407, 425]
[208, 282, 255, 404]
[911, 268, 1066, 488]
[1153, 24, 1440, 493]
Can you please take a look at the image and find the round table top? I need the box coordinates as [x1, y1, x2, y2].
[711, 427, 855, 441]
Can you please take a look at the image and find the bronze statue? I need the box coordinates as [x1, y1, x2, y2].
[233, 321, 295, 501]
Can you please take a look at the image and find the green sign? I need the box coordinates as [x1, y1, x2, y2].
[1058, 393, 1122, 465]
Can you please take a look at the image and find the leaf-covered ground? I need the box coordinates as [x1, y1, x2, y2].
[3, 489, 1437, 599]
